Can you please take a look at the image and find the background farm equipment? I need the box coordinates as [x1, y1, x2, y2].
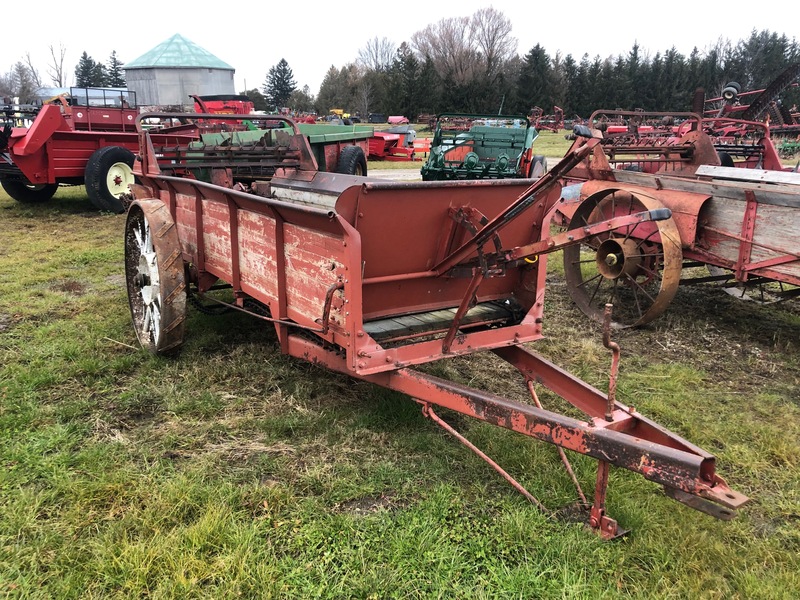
[132, 113, 372, 191]
[779, 135, 800, 159]
[0, 90, 373, 212]
[0, 87, 203, 212]
[702, 63, 800, 155]
[190, 94, 255, 116]
[529, 106, 565, 132]
[1, 99, 41, 128]
[553, 120, 800, 328]
[122, 112, 748, 539]
[421, 113, 548, 181]
[367, 125, 417, 161]
[584, 108, 792, 173]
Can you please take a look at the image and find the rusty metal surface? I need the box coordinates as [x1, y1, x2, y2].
[124, 116, 750, 537]
[557, 126, 800, 325]
[561, 187, 684, 328]
[287, 333, 748, 521]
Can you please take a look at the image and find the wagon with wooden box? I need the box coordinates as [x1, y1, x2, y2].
[553, 112, 800, 329]
[122, 112, 748, 539]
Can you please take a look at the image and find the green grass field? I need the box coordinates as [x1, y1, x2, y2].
[1, 183, 799, 599]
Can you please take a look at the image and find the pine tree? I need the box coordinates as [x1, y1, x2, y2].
[106, 51, 126, 87]
[75, 52, 95, 87]
[263, 59, 297, 109]
[518, 44, 554, 113]
[388, 43, 421, 118]
[91, 62, 107, 87]
[74, 52, 107, 87]
[316, 66, 347, 114]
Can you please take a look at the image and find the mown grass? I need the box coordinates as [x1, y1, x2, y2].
[1, 185, 799, 599]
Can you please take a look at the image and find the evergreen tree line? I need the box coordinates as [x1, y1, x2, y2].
[74, 51, 126, 88]
[253, 29, 800, 121]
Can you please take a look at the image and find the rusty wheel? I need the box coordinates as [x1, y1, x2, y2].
[124, 199, 186, 354]
[562, 189, 682, 328]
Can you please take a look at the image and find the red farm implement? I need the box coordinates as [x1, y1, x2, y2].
[553, 114, 800, 328]
[123, 112, 748, 539]
[0, 87, 209, 212]
[703, 63, 800, 142]
[367, 126, 417, 161]
[1, 90, 373, 212]
[530, 106, 565, 132]
[190, 94, 255, 116]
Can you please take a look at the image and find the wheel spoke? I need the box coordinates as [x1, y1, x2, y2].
[587, 272, 606, 307]
[575, 272, 604, 290]
[624, 273, 657, 305]
[134, 222, 146, 252]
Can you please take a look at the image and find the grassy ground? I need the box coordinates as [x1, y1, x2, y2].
[1, 184, 799, 599]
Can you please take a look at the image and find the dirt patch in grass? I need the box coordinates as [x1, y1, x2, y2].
[51, 279, 87, 295]
[333, 492, 405, 516]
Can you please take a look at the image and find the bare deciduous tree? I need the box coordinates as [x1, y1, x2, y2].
[357, 37, 396, 73]
[470, 7, 517, 78]
[0, 71, 14, 99]
[411, 16, 477, 85]
[24, 53, 42, 89]
[354, 79, 374, 120]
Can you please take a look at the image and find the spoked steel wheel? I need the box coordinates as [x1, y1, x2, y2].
[124, 199, 186, 354]
[563, 189, 683, 328]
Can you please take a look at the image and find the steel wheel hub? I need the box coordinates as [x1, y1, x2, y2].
[596, 237, 642, 279]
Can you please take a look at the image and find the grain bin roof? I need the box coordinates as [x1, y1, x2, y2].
[125, 34, 233, 70]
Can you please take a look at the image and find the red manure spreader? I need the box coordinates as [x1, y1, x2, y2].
[122, 112, 748, 539]
[1, 87, 203, 212]
[1, 89, 376, 213]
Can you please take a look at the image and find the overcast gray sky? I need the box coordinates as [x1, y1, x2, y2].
[9, 1, 794, 95]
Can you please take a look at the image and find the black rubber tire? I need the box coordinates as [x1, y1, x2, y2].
[336, 145, 368, 176]
[85, 146, 136, 213]
[528, 155, 548, 178]
[717, 151, 735, 167]
[1, 180, 58, 203]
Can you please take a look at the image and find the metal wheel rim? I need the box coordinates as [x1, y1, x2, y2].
[563, 190, 682, 328]
[124, 200, 186, 354]
[106, 161, 135, 197]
